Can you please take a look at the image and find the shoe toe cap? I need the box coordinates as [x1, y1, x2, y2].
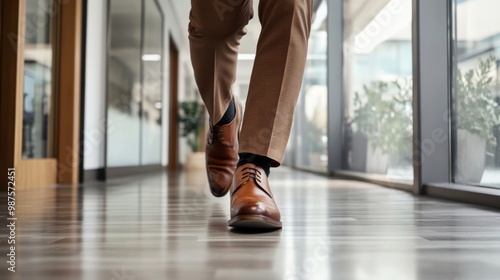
[231, 200, 280, 221]
[207, 167, 233, 196]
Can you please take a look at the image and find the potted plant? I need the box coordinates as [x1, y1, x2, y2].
[179, 101, 206, 170]
[349, 79, 413, 174]
[349, 81, 390, 174]
[305, 119, 328, 170]
[455, 56, 499, 183]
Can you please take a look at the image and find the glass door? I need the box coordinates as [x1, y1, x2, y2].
[15, 0, 61, 190]
[22, 0, 58, 159]
[1, 0, 82, 190]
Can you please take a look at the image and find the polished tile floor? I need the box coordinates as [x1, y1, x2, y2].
[1, 168, 500, 280]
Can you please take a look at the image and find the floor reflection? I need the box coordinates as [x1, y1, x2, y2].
[0, 168, 500, 279]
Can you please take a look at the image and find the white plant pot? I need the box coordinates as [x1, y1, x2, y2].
[366, 142, 389, 174]
[308, 152, 328, 170]
[350, 132, 368, 172]
[350, 132, 389, 174]
[455, 129, 486, 183]
[185, 152, 206, 171]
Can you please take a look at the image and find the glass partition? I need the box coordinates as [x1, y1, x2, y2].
[107, 0, 164, 167]
[141, 0, 163, 165]
[453, 0, 500, 188]
[288, 0, 328, 172]
[107, 0, 142, 167]
[343, 0, 413, 181]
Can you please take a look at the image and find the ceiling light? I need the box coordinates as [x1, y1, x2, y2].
[238, 53, 255, 61]
[142, 54, 161, 61]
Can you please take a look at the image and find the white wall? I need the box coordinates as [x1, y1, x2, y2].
[83, 0, 107, 170]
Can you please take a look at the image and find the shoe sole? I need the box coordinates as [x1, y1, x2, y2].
[228, 215, 282, 229]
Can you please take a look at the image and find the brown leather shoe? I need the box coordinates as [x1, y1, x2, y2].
[206, 96, 242, 197]
[228, 163, 282, 229]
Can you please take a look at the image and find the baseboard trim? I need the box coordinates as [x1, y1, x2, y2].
[83, 168, 106, 182]
[425, 183, 500, 210]
[105, 164, 164, 179]
[333, 170, 413, 192]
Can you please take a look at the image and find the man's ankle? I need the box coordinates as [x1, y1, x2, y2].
[216, 97, 236, 126]
[237, 153, 272, 177]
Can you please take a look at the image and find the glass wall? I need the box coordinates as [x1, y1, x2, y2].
[343, 0, 413, 181]
[453, 0, 500, 188]
[22, 0, 57, 159]
[141, 0, 163, 165]
[107, 0, 142, 166]
[107, 0, 163, 167]
[292, 0, 328, 172]
[284, 0, 499, 204]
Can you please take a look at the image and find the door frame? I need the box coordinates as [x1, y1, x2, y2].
[0, 0, 82, 191]
[168, 37, 179, 171]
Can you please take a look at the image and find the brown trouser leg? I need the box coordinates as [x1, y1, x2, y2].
[189, 0, 312, 167]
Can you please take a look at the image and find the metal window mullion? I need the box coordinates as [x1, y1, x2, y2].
[327, 0, 344, 175]
[412, 0, 452, 194]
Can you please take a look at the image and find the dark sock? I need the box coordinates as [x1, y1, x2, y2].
[238, 153, 272, 177]
[216, 97, 236, 126]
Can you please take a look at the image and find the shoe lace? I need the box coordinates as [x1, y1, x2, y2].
[241, 167, 262, 185]
[208, 125, 224, 144]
